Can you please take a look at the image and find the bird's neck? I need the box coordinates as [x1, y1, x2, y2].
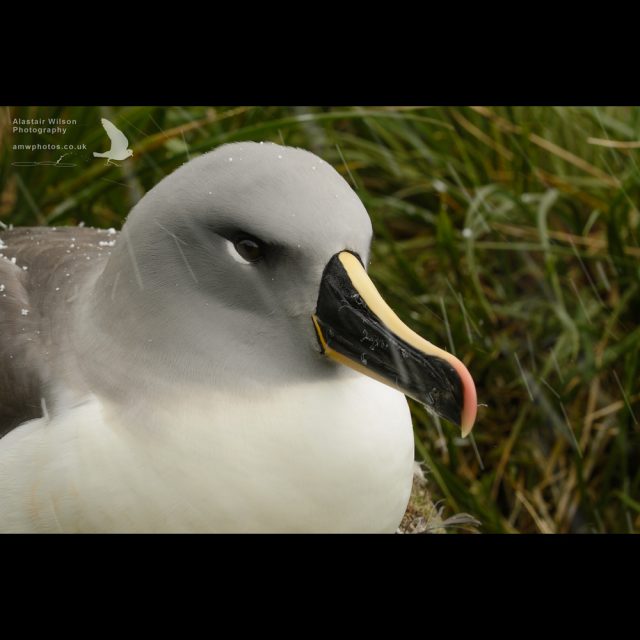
[72, 240, 333, 409]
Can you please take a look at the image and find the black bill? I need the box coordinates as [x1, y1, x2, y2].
[312, 251, 477, 435]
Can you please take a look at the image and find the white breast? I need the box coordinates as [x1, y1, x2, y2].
[0, 375, 414, 532]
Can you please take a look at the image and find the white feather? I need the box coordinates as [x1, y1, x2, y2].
[0, 376, 413, 532]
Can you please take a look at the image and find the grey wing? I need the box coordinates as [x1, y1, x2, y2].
[0, 241, 43, 437]
[101, 118, 129, 149]
[0, 226, 115, 438]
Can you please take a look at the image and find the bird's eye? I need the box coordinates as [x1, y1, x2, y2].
[227, 235, 265, 265]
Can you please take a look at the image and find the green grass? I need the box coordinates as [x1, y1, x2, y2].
[2, 106, 639, 533]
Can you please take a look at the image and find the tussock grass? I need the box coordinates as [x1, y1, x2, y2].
[1, 106, 638, 533]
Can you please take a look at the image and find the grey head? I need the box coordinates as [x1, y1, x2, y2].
[77, 142, 373, 401]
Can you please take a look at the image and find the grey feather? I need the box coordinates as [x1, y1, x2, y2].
[0, 227, 113, 436]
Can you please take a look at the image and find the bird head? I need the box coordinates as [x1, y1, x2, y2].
[95, 142, 477, 435]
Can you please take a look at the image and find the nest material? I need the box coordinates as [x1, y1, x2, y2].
[398, 463, 446, 533]
[398, 462, 481, 534]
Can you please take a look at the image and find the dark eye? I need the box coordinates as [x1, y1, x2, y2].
[234, 235, 264, 263]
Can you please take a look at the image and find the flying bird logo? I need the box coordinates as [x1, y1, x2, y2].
[93, 118, 133, 165]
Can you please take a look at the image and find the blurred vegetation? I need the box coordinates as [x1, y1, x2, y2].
[1, 106, 639, 533]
